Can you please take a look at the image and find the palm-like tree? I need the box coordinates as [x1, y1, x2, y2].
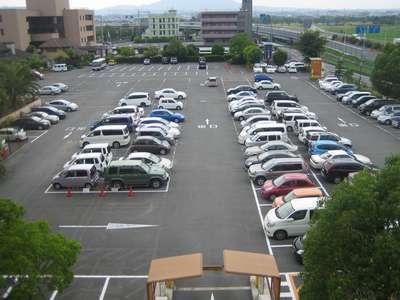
[0, 61, 38, 109]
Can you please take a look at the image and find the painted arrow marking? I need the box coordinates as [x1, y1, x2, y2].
[205, 118, 209, 125]
[211, 292, 215, 300]
[59, 223, 159, 230]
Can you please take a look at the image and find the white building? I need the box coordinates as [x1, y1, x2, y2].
[143, 9, 180, 38]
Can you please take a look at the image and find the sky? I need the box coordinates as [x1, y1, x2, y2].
[1, 0, 400, 10]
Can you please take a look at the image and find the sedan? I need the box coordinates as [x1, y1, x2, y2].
[254, 80, 280, 90]
[137, 123, 181, 139]
[51, 82, 69, 92]
[124, 152, 172, 170]
[244, 141, 298, 158]
[265, 65, 277, 73]
[137, 117, 180, 129]
[0, 127, 27, 142]
[155, 88, 187, 100]
[233, 107, 269, 121]
[226, 85, 257, 95]
[47, 99, 79, 112]
[158, 98, 184, 110]
[38, 86, 61, 95]
[240, 114, 272, 128]
[148, 109, 185, 123]
[130, 136, 171, 155]
[308, 140, 352, 156]
[11, 116, 50, 130]
[245, 150, 299, 169]
[310, 150, 372, 169]
[377, 111, 400, 125]
[227, 91, 256, 102]
[276, 66, 287, 73]
[31, 106, 66, 120]
[27, 111, 59, 124]
[143, 58, 151, 65]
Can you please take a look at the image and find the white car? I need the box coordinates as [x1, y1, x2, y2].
[102, 105, 144, 120]
[155, 88, 186, 100]
[228, 97, 258, 110]
[234, 107, 269, 121]
[229, 99, 263, 112]
[326, 81, 343, 93]
[137, 123, 181, 139]
[119, 92, 151, 107]
[254, 80, 280, 90]
[227, 91, 256, 102]
[28, 111, 59, 124]
[310, 150, 372, 169]
[158, 98, 183, 110]
[64, 153, 109, 173]
[47, 99, 79, 112]
[38, 86, 61, 95]
[276, 66, 287, 73]
[318, 76, 338, 89]
[244, 141, 298, 158]
[298, 126, 326, 143]
[124, 152, 172, 170]
[266, 65, 277, 73]
[287, 66, 297, 73]
[253, 64, 263, 73]
[137, 117, 180, 129]
[51, 83, 69, 92]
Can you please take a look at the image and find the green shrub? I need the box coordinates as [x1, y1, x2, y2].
[204, 55, 225, 62]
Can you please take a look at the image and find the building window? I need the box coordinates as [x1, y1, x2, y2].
[153, 18, 155, 22]
[153, 30, 156, 35]
[0, 29, 3, 36]
[0, 15, 2, 22]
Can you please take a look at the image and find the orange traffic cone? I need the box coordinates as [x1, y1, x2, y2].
[128, 186, 135, 197]
[66, 187, 72, 198]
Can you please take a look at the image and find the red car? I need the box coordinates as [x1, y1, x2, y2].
[260, 173, 315, 200]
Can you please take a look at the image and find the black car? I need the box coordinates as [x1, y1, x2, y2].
[352, 95, 376, 108]
[11, 116, 50, 130]
[198, 60, 206, 69]
[130, 136, 171, 155]
[292, 235, 305, 264]
[265, 91, 298, 105]
[31, 106, 66, 119]
[321, 158, 365, 183]
[227, 85, 257, 95]
[161, 57, 169, 64]
[359, 99, 396, 115]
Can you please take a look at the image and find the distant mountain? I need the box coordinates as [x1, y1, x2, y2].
[96, 0, 242, 15]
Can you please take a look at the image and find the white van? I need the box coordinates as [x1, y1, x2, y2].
[282, 113, 308, 132]
[80, 125, 131, 149]
[52, 63, 68, 72]
[244, 131, 288, 147]
[72, 143, 113, 163]
[119, 92, 151, 107]
[64, 153, 109, 173]
[271, 100, 307, 119]
[238, 122, 287, 145]
[264, 197, 321, 240]
[294, 119, 321, 135]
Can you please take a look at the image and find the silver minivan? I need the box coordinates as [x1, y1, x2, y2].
[52, 164, 99, 189]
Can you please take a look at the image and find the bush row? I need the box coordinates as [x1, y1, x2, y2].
[115, 54, 227, 64]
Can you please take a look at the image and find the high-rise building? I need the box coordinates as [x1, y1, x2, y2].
[0, 0, 96, 51]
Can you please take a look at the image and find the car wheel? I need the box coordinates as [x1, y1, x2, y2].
[333, 176, 342, 184]
[121, 103, 127, 106]
[159, 106, 164, 109]
[365, 111, 370, 116]
[159, 95, 164, 98]
[273, 86, 279, 90]
[287, 126, 293, 132]
[67, 107, 72, 112]
[37, 125, 43, 130]
[112, 180, 124, 189]
[257, 86, 263, 90]
[112, 141, 120, 149]
[150, 179, 162, 189]
[53, 183, 62, 190]
[255, 176, 266, 186]
[174, 118, 180, 123]
[140, 102, 146, 107]
[160, 149, 167, 155]
[384, 119, 391, 125]
[273, 230, 287, 240]
[176, 106, 182, 110]
[178, 95, 183, 100]
[84, 183, 92, 189]
[238, 116, 244, 121]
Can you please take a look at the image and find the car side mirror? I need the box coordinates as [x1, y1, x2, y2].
[287, 218, 294, 222]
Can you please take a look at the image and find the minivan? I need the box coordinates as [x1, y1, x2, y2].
[64, 153, 109, 173]
[80, 125, 131, 149]
[271, 100, 306, 118]
[52, 164, 99, 190]
[294, 119, 321, 135]
[244, 131, 287, 147]
[90, 114, 135, 132]
[52, 63, 68, 72]
[102, 105, 144, 119]
[282, 113, 308, 131]
[239, 123, 286, 145]
[119, 92, 151, 107]
[135, 127, 174, 145]
[248, 157, 308, 186]
[72, 143, 113, 163]
[264, 197, 321, 240]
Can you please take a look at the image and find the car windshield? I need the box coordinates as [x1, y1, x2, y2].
[149, 153, 161, 163]
[273, 175, 286, 186]
[31, 116, 41, 122]
[320, 152, 333, 159]
[275, 202, 295, 219]
[283, 191, 298, 202]
[364, 99, 375, 105]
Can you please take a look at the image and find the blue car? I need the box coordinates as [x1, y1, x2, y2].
[308, 140, 353, 156]
[254, 73, 273, 82]
[148, 109, 185, 123]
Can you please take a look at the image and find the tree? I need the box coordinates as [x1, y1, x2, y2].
[243, 44, 263, 65]
[163, 40, 188, 60]
[371, 44, 400, 99]
[297, 30, 326, 62]
[186, 44, 199, 57]
[272, 49, 288, 66]
[0, 61, 38, 109]
[211, 43, 225, 56]
[118, 46, 134, 57]
[27, 51, 44, 70]
[65, 48, 77, 59]
[301, 155, 400, 300]
[229, 33, 255, 64]
[0, 198, 81, 299]
[143, 46, 159, 58]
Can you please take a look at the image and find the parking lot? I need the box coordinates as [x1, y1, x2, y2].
[1, 62, 399, 300]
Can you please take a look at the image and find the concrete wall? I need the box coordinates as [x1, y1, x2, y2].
[0, 99, 43, 126]
[26, 0, 69, 16]
[63, 9, 96, 47]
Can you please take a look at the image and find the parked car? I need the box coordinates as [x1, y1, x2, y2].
[276, 66, 287, 73]
[119, 92, 151, 107]
[64, 152, 109, 173]
[52, 63, 68, 72]
[72, 143, 113, 163]
[260, 173, 315, 200]
[205, 77, 218, 87]
[234, 107, 269, 121]
[240, 114, 272, 128]
[27, 111, 59, 124]
[226, 85, 257, 95]
[11, 116, 50, 130]
[155, 88, 187, 100]
[310, 150, 371, 169]
[104, 160, 169, 189]
[330, 84, 357, 95]
[90, 114, 135, 132]
[170, 57, 178, 64]
[244, 141, 298, 158]
[31, 69, 44, 80]
[377, 111, 400, 125]
[80, 125, 131, 149]
[287, 66, 297, 73]
[321, 158, 366, 183]
[272, 187, 323, 208]
[305, 131, 352, 148]
[264, 197, 321, 240]
[265, 65, 277, 73]
[148, 109, 185, 123]
[229, 98, 261, 112]
[239, 122, 286, 144]
[137, 117, 180, 129]
[135, 127, 175, 145]
[248, 157, 307, 186]
[358, 99, 395, 115]
[342, 91, 371, 105]
[282, 113, 308, 132]
[130, 136, 171, 155]
[265, 91, 298, 104]
[52, 164, 99, 190]
[124, 152, 172, 170]
[254, 80, 280, 90]
[137, 123, 180, 139]
[158, 98, 183, 110]
[351, 95, 376, 108]
[371, 104, 400, 119]
[143, 58, 151, 65]
[308, 140, 352, 156]
[102, 105, 144, 120]
[51, 82, 69, 92]
[245, 150, 299, 169]
[271, 100, 307, 119]
[253, 64, 263, 73]
[392, 116, 400, 128]
[318, 76, 338, 89]
[38, 86, 61, 95]
[293, 234, 306, 263]
[0, 127, 27, 142]
[227, 91, 257, 102]
[244, 131, 287, 147]
[47, 99, 78, 112]
[298, 126, 326, 144]
[254, 73, 274, 82]
[31, 106, 66, 120]
[162, 57, 169, 64]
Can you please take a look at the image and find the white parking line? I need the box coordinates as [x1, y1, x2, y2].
[99, 277, 110, 300]
[259, 203, 272, 207]
[131, 73, 136, 77]
[49, 290, 58, 300]
[270, 244, 292, 248]
[30, 130, 48, 144]
[63, 132, 72, 140]
[44, 184, 169, 194]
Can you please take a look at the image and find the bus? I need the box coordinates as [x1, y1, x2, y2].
[91, 58, 107, 71]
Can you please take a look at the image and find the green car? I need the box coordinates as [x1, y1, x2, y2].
[104, 160, 169, 189]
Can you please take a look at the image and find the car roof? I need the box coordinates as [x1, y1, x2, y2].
[113, 105, 138, 110]
[254, 131, 283, 137]
[127, 152, 152, 159]
[268, 157, 304, 165]
[94, 125, 127, 130]
[290, 197, 320, 210]
[290, 187, 323, 197]
[128, 92, 148, 96]
[66, 164, 95, 171]
[273, 100, 297, 104]
[137, 127, 163, 132]
[280, 173, 309, 181]
[106, 114, 132, 119]
[75, 153, 103, 159]
[325, 150, 348, 156]
[83, 143, 109, 149]
[261, 150, 295, 157]
[109, 160, 144, 167]
[151, 109, 172, 113]
[326, 158, 362, 165]
[135, 135, 158, 141]
[314, 140, 340, 146]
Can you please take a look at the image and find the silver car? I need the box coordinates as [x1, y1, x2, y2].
[0, 127, 27, 142]
[51, 82, 69, 92]
[244, 141, 298, 158]
[233, 107, 269, 121]
[38, 86, 61, 95]
[52, 164, 99, 190]
[47, 99, 79, 112]
[28, 111, 59, 124]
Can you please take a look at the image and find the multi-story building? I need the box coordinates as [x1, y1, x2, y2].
[0, 0, 96, 51]
[143, 10, 180, 38]
[201, 0, 252, 44]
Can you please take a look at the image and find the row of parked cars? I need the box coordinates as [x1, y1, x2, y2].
[252, 61, 306, 74]
[51, 88, 188, 191]
[226, 74, 376, 263]
[318, 75, 400, 128]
